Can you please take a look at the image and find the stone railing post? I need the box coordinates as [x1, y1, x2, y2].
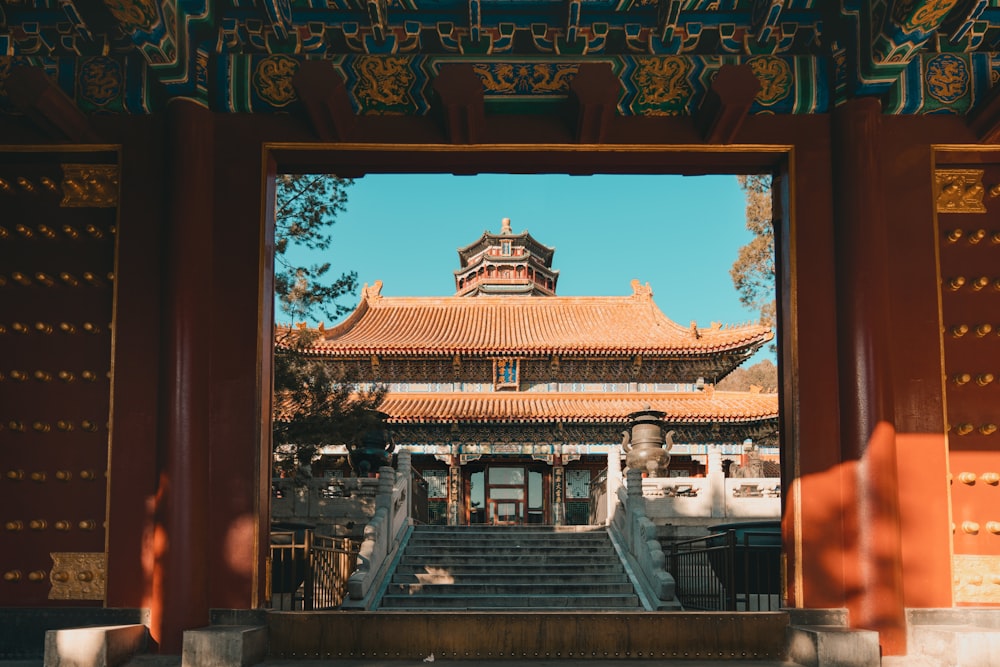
[708, 445, 726, 518]
[397, 449, 412, 524]
[626, 468, 644, 511]
[619, 467, 678, 608]
[346, 465, 396, 605]
[606, 445, 622, 525]
[626, 468, 643, 548]
[377, 466, 394, 516]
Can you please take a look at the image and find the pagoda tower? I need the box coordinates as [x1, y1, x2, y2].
[454, 218, 559, 296]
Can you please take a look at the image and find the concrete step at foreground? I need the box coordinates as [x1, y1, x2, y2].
[268, 611, 790, 660]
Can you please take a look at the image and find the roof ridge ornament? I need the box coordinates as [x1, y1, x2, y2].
[364, 280, 384, 299]
[501, 217, 512, 234]
[630, 279, 653, 298]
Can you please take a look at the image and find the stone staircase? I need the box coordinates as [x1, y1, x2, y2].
[377, 525, 643, 610]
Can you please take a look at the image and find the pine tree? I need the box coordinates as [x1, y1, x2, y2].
[272, 327, 386, 477]
[272, 175, 385, 477]
[274, 174, 358, 323]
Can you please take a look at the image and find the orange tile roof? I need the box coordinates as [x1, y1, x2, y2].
[304, 280, 773, 357]
[378, 390, 778, 424]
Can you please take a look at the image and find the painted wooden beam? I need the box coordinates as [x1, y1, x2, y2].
[5, 66, 100, 142]
[694, 63, 760, 144]
[431, 64, 485, 144]
[291, 61, 357, 142]
[968, 77, 1000, 143]
[567, 63, 620, 144]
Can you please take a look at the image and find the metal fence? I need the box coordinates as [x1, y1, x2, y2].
[667, 529, 781, 611]
[268, 530, 359, 610]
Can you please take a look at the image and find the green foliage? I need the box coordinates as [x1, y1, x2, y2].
[272, 174, 385, 476]
[272, 328, 386, 476]
[730, 174, 776, 328]
[274, 174, 358, 323]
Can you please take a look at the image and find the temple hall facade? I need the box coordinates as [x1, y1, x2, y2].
[298, 221, 778, 527]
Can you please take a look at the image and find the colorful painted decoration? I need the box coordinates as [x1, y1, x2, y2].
[0, 3, 998, 115]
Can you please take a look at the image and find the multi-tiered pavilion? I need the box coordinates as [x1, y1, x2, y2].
[298, 220, 777, 526]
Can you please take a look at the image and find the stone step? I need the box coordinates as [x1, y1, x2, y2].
[406, 535, 611, 547]
[393, 562, 625, 575]
[386, 582, 637, 596]
[401, 545, 613, 556]
[411, 525, 605, 533]
[393, 563, 623, 575]
[400, 554, 621, 572]
[378, 593, 642, 609]
[392, 571, 631, 584]
[381, 525, 642, 610]
[267, 611, 791, 660]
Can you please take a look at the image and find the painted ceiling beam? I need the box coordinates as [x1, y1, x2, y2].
[562, 0, 583, 54]
[567, 63, 620, 144]
[694, 63, 760, 144]
[367, 0, 389, 43]
[431, 64, 485, 144]
[872, 0, 961, 66]
[292, 61, 357, 141]
[750, 0, 785, 44]
[5, 65, 100, 142]
[968, 76, 1000, 144]
[657, 0, 684, 44]
[940, 0, 988, 44]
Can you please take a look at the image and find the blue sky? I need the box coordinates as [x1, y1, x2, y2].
[281, 173, 774, 362]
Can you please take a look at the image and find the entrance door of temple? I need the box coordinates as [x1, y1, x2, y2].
[467, 464, 546, 525]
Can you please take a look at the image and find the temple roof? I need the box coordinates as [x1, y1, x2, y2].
[453, 219, 559, 297]
[380, 389, 777, 425]
[456, 227, 556, 267]
[305, 279, 772, 357]
[275, 388, 777, 426]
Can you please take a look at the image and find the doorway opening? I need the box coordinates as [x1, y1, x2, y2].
[467, 463, 546, 525]
[263, 145, 787, 612]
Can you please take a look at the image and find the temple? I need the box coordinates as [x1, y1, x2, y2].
[293, 221, 777, 526]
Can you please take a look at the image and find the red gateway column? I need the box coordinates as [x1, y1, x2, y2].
[153, 99, 214, 651]
[832, 97, 907, 654]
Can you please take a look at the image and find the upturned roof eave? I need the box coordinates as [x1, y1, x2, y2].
[456, 231, 555, 263]
[385, 415, 778, 424]
[303, 336, 771, 358]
